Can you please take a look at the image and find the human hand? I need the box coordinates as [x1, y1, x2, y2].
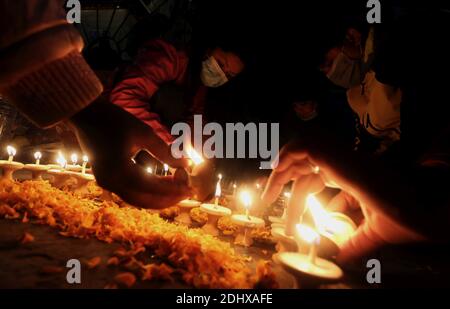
[262, 141, 425, 264]
[69, 98, 191, 209]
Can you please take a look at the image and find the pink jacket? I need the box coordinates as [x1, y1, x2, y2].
[110, 39, 207, 144]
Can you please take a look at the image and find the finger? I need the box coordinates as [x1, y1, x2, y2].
[273, 145, 310, 172]
[336, 221, 385, 264]
[262, 161, 315, 204]
[138, 128, 189, 169]
[94, 161, 192, 199]
[327, 191, 360, 212]
[284, 174, 325, 235]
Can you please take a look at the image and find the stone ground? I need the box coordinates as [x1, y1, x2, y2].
[1, 218, 450, 289]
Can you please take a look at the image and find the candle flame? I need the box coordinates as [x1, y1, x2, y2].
[34, 151, 42, 160]
[295, 223, 320, 245]
[71, 153, 78, 165]
[146, 167, 153, 174]
[82, 155, 89, 163]
[233, 183, 237, 189]
[164, 164, 169, 172]
[240, 190, 252, 210]
[186, 147, 204, 165]
[312, 165, 320, 174]
[6, 145, 16, 157]
[218, 173, 223, 180]
[284, 192, 291, 199]
[256, 183, 261, 189]
[56, 153, 67, 169]
[306, 194, 355, 241]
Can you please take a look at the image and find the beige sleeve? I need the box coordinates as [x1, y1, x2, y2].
[0, 0, 103, 128]
[347, 71, 401, 141]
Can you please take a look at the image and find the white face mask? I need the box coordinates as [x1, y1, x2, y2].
[326, 52, 361, 89]
[200, 56, 229, 88]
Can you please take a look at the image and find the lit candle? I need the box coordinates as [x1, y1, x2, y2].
[256, 183, 261, 190]
[71, 153, 78, 166]
[56, 153, 67, 170]
[306, 194, 356, 247]
[34, 151, 42, 165]
[240, 190, 252, 220]
[295, 224, 320, 265]
[6, 146, 16, 163]
[163, 164, 169, 176]
[186, 146, 204, 166]
[82, 155, 88, 174]
[283, 191, 291, 206]
[214, 178, 221, 207]
[146, 166, 153, 174]
[312, 165, 320, 174]
[233, 183, 237, 197]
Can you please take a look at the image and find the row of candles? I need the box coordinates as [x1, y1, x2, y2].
[166, 147, 356, 285]
[2, 144, 355, 285]
[0, 145, 91, 183]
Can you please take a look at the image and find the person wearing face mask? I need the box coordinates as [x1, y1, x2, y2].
[110, 39, 245, 144]
[320, 26, 401, 155]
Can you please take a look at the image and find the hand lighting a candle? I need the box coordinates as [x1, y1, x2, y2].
[306, 194, 356, 248]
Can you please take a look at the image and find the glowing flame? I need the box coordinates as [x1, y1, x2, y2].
[312, 165, 320, 174]
[146, 167, 153, 174]
[82, 155, 89, 163]
[71, 153, 78, 165]
[256, 183, 261, 190]
[283, 192, 291, 199]
[306, 194, 355, 245]
[240, 190, 252, 210]
[164, 164, 169, 172]
[34, 151, 42, 160]
[6, 145, 16, 157]
[295, 223, 320, 245]
[56, 153, 67, 169]
[233, 183, 237, 189]
[218, 173, 223, 180]
[186, 147, 204, 165]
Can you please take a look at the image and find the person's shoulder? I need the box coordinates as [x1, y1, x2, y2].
[137, 39, 187, 64]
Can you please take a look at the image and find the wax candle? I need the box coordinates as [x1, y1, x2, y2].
[214, 177, 221, 207]
[6, 146, 16, 162]
[82, 155, 89, 174]
[240, 190, 252, 220]
[294, 224, 319, 264]
[56, 153, 67, 170]
[71, 153, 78, 166]
[34, 151, 42, 165]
